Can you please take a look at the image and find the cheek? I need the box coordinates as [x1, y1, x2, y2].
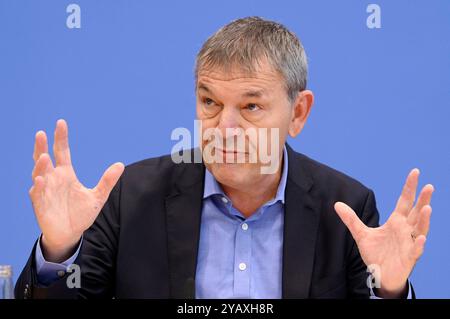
[272, 106, 294, 134]
[258, 108, 291, 135]
[200, 119, 218, 135]
[195, 103, 203, 119]
[257, 110, 291, 150]
[199, 121, 219, 149]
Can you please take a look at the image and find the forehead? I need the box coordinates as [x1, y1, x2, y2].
[196, 62, 285, 96]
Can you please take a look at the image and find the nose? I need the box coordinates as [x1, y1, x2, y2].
[217, 106, 242, 138]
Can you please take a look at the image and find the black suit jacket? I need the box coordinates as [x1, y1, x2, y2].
[15, 145, 411, 299]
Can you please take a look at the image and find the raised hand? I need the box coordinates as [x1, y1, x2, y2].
[334, 169, 434, 298]
[29, 119, 124, 262]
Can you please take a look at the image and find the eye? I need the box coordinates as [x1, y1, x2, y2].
[245, 103, 261, 111]
[203, 98, 215, 106]
[200, 97, 221, 118]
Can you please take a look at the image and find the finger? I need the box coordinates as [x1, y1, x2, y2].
[408, 184, 434, 225]
[53, 119, 72, 166]
[29, 175, 46, 197]
[334, 201, 367, 242]
[94, 162, 125, 202]
[414, 205, 432, 236]
[394, 168, 420, 216]
[29, 175, 46, 214]
[411, 235, 427, 260]
[32, 153, 54, 181]
[33, 131, 48, 163]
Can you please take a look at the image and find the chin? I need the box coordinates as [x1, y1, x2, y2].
[207, 163, 256, 189]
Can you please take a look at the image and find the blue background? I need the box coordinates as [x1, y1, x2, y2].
[0, 0, 448, 298]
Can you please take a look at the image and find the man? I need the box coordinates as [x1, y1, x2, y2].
[15, 17, 433, 299]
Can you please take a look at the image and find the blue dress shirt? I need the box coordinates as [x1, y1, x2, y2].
[195, 147, 288, 298]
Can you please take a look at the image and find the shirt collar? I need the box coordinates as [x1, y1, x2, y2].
[203, 145, 289, 205]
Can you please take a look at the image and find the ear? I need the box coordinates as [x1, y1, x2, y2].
[288, 90, 314, 138]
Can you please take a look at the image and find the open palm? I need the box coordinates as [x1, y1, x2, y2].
[29, 120, 124, 262]
[334, 169, 434, 297]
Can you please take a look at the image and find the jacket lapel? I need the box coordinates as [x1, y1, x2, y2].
[282, 144, 321, 298]
[165, 149, 205, 298]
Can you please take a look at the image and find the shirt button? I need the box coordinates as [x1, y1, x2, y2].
[221, 197, 229, 204]
[57, 270, 66, 277]
[238, 263, 247, 271]
[241, 223, 249, 231]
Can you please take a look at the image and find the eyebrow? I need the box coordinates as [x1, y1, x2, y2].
[198, 83, 211, 93]
[198, 83, 266, 98]
[242, 89, 265, 98]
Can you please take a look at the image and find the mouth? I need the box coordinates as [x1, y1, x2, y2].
[214, 147, 249, 155]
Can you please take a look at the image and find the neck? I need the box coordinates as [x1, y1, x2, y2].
[221, 158, 284, 219]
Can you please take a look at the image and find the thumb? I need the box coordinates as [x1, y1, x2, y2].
[334, 201, 367, 242]
[94, 162, 125, 201]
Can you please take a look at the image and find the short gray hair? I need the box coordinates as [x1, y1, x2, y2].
[195, 16, 308, 103]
